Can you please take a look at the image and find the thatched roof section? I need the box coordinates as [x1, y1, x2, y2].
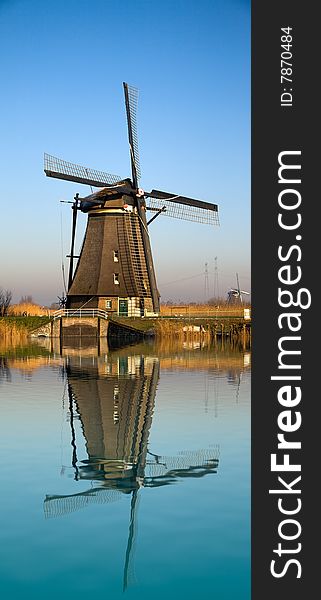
[81, 179, 133, 203]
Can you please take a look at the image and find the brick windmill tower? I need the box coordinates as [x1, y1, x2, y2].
[44, 83, 219, 316]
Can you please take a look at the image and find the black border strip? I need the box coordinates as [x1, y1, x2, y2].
[252, 1, 319, 597]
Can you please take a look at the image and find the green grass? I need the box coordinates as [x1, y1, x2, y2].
[110, 315, 249, 336]
[0, 316, 52, 335]
[110, 316, 157, 333]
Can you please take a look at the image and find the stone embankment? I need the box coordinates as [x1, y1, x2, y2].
[28, 314, 251, 345]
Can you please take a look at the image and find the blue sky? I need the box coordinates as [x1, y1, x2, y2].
[0, 0, 250, 305]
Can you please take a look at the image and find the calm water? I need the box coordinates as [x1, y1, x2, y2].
[0, 338, 250, 599]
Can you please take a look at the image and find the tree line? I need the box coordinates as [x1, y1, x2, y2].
[0, 288, 12, 317]
[0, 290, 39, 317]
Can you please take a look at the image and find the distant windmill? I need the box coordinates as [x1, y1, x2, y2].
[57, 294, 67, 308]
[44, 82, 219, 316]
[227, 273, 250, 304]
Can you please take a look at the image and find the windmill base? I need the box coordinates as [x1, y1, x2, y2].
[67, 295, 159, 318]
[52, 315, 109, 338]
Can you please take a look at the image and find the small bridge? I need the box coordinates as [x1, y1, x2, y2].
[52, 309, 108, 320]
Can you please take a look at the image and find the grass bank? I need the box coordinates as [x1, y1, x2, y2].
[0, 316, 52, 341]
[110, 315, 250, 340]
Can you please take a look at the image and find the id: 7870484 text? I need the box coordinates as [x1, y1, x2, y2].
[280, 26, 293, 107]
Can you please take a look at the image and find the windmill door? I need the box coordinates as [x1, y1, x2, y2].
[119, 298, 128, 316]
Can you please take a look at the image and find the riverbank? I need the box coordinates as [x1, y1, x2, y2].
[0, 313, 251, 345]
[105, 314, 251, 345]
[0, 316, 51, 341]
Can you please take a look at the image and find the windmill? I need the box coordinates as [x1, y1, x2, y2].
[227, 273, 250, 304]
[44, 83, 219, 316]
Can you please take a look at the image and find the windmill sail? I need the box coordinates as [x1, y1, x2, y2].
[44, 153, 123, 187]
[122, 82, 159, 310]
[44, 487, 122, 519]
[146, 190, 219, 225]
[123, 83, 141, 187]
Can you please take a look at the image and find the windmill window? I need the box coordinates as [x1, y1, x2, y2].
[113, 250, 119, 262]
[114, 273, 120, 285]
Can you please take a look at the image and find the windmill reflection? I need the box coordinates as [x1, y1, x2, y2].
[44, 349, 219, 589]
[66, 353, 160, 489]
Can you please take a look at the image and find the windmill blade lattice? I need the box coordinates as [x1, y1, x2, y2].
[44, 487, 122, 519]
[44, 153, 123, 188]
[144, 446, 220, 478]
[146, 193, 219, 225]
[43, 448, 219, 517]
[123, 83, 141, 186]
